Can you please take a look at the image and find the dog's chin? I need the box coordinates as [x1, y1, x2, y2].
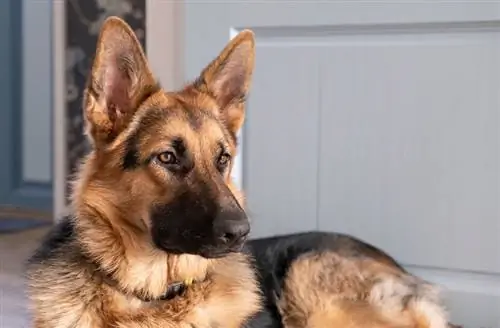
[154, 239, 245, 259]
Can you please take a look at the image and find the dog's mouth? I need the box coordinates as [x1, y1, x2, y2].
[155, 239, 246, 259]
[201, 242, 247, 258]
[199, 248, 238, 259]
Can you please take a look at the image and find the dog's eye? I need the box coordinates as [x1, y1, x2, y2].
[217, 153, 231, 169]
[157, 151, 177, 165]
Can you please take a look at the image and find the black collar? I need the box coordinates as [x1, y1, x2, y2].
[92, 263, 198, 302]
[141, 280, 192, 302]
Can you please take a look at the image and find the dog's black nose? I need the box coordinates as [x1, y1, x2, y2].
[213, 217, 250, 245]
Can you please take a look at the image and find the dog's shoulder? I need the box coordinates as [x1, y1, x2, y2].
[27, 216, 79, 266]
[26, 216, 93, 287]
[26, 217, 106, 327]
[25, 216, 95, 295]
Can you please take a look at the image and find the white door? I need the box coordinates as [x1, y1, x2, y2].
[153, 2, 500, 327]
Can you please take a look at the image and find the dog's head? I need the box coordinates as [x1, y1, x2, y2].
[80, 17, 255, 259]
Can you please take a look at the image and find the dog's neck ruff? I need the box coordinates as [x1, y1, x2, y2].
[95, 265, 199, 302]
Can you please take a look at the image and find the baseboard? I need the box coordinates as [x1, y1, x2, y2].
[406, 265, 500, 327]
[0, 206, 52, 221]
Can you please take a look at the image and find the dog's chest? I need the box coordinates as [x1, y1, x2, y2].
[104, 287, 259, 328]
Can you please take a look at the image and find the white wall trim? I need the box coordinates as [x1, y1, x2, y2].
[52, 0, 67, 222]
[146, 0, 185, 91]
[406, 265, 500, 296]
[22, 0, 53, 184]
[229, 28, 245, 191]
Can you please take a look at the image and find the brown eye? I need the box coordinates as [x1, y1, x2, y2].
[217, 153, 231, 168]
[157, 151, 177, 165]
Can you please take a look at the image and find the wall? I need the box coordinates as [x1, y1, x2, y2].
[22, 0, 52, 183]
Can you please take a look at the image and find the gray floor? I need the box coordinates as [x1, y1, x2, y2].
[0, 228, 48, 328]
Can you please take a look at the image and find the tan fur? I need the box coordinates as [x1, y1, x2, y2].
[27, 16, 260, 328]
[278, 251, 449, 328]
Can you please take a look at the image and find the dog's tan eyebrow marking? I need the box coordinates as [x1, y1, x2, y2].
[216, 140, 229, 154]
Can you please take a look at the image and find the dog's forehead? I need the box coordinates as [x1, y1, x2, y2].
[134, 90, 231, 146]
[142, 89, 219, 113]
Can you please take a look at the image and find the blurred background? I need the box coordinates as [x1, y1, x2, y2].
[0, 0, 499, 327]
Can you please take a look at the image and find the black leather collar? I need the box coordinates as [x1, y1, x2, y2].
[141, 280, 193, 302]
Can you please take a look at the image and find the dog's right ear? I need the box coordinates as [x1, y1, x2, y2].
[83, 16, 156, 147]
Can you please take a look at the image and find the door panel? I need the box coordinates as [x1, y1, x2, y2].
[244, 47, 320, 237]
[315, 28, 500, 327]
[318, 30, 500, 274]
[182, 2, 500, 326]
[0, 0, 52, 212]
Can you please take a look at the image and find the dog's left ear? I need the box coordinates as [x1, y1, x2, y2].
[195, 30, 255, 136]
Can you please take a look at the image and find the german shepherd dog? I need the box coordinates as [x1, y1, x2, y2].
[26, 17, 451, 328]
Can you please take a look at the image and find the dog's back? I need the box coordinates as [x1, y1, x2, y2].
[245, 231, 449, 328]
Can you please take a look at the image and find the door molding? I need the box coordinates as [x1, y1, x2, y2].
[52, 0, 67, 221]
[0, 0, 52, 214]
[406, 265, 500, 325]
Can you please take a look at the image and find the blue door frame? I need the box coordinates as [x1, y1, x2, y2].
[0, 0, 53, 213]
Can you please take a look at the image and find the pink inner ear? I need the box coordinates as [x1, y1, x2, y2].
[103, 61, 130, 119]
[212, 43, 250, 108]
[213, 64, 246, 108]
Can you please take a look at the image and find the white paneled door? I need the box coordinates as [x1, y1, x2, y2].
[178, 2, 500, 327]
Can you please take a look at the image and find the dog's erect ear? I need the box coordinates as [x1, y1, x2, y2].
[83, 16, 156, 147]
[195, 30, 255, 136]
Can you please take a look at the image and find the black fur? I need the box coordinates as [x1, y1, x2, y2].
[27, 217, 76, 265]
[122, 134, 141, 170]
